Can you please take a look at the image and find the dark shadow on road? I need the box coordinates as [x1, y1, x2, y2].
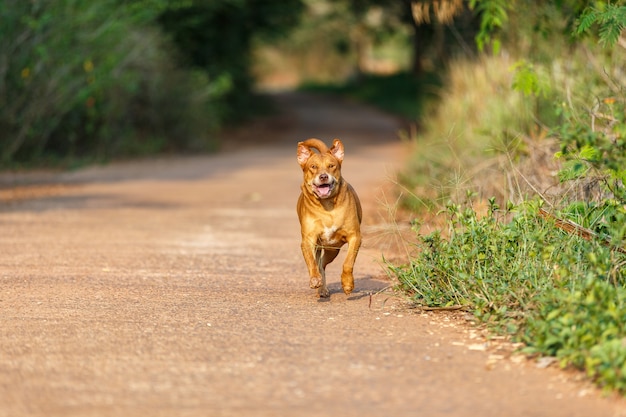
[317, 275, 393, 302]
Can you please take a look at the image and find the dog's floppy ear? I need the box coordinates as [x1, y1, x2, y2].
[329, 138, 344, 163]
[297, 142, 312, 168]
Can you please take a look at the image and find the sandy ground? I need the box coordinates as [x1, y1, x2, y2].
[1, 92, 626, 417]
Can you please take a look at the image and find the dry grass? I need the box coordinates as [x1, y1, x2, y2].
[401, 54, 562, 209]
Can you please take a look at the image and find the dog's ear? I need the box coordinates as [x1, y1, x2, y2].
[297, 142, 312, 167]
[329, 139, 344, 163]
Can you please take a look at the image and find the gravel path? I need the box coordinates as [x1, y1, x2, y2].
[1, 92, 625, 416]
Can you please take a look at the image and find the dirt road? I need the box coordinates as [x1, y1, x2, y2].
[1, 93, 625, 417]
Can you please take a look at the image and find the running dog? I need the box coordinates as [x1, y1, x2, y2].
[296, 138, 362, 298]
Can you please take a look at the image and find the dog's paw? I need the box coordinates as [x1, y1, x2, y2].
[318, 287, 330, 298]
[309, 276, 322, 289]
[341, 275, 354, 295]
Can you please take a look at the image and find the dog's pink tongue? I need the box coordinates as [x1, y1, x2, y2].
[317, 185, 331, 197]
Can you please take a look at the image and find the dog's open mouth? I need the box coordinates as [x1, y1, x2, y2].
[314, 183, 334, 198]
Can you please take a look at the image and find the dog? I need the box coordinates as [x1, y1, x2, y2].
[296, 138, 362, 298]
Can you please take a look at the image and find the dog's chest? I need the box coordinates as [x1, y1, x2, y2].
[316, 215, 350, 246]
[321, 225, 340, 244]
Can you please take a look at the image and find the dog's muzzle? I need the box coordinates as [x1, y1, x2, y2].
[313, 174, 336, 199]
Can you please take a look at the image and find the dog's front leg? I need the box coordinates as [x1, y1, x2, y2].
[315, 248, 330, 298]
[341, 234, 361, 295]
[301, 239, 323, 289]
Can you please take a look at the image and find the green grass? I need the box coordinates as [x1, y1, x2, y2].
[389, 197, 626, 393]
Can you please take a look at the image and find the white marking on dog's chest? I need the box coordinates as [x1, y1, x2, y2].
[322, 225, 339, 243]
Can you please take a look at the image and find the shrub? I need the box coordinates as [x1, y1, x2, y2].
[389, 198, 626, 391]
[0, 0, 226, 167]
[524, 277, 626, 392]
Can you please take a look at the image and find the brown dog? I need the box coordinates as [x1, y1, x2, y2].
[296, 138, 362, 298]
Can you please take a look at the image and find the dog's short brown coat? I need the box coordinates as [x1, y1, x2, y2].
[296, 138, 362, 298]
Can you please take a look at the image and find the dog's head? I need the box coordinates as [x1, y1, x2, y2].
[297, 138, 344, 200]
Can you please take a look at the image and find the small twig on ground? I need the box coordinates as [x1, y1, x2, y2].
[368, 285, 396, 309]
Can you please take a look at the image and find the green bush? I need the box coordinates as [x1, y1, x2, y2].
[524, 277, 626, 392]
[392, 199, 574, 326]
[0, 0, 226, 167]
[159, 0, 304, 122]
[389, 198, 626, 391]
[552, 94, 626, 248]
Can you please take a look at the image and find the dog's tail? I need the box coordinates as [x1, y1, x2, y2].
[299, 138, 328, 154]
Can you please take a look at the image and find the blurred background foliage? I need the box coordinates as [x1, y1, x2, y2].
[0, 0, 481, 168]
[0, 0, 303, 167]
[3, 0, 624, 173]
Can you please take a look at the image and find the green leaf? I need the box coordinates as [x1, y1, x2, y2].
[578, 145, 600, 161]
[510, 60, 549, 97]
[574, 4, 626, 48]
[558, 160, 589, 182]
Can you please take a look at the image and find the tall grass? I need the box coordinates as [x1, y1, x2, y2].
[399, 54, 563, 211]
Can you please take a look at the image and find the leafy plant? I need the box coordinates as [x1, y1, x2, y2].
[588, 339, 626, 392]
[469, 0, 510, 53]
[523, 276, 626, 392]
[393, 198, 556, 327]
[510, 60, 550, 98]
[575, 2, 626, 47]
[555, 98, 626, 198]
[390, 196, 626, 390]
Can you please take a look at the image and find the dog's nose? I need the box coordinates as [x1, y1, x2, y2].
[319, 173, 328, 182]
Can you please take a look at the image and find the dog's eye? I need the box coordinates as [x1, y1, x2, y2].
[310, 164, 317, 170]
[328, 163, 335, 169]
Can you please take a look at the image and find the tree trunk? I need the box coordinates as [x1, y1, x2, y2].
[410, 19, 426, 76]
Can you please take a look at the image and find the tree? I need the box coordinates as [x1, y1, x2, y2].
[158, 0, 305, 119]
[342, 0, 477, 76]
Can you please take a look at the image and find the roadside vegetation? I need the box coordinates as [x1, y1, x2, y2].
[385, 1, 626, 395]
